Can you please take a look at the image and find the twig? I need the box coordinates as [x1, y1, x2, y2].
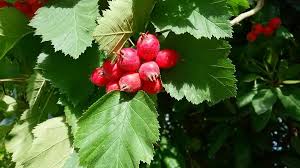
[230, 0, 265, 26]
[0, 78, 27, 83]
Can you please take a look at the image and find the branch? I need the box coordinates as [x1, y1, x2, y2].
[230, 0, 265, 26]
[0, 78, 27, 83]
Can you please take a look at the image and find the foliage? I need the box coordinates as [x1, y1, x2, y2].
[1, 0, 300, 168]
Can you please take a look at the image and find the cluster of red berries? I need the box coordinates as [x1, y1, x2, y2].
[247, 17, 282, 42]
[90, 33, 180, 94]
[0, 0, 47, 18]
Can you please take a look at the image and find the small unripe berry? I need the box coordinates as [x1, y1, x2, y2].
[119, 73, 142, 93]
[90, 67, 108, 87]
[156, 49, 179, 69]
[247, 32, 257, 42]
[268, 17, 281, 30]
[263, 26, 274, 37]
[117, 48, 140, 72]
[139, 61, 160, 82]
[142, 79, 162, 94]
[137, 33, 160, 61]
[103, 60, 123, 81]
[252, 23, 264, 35]
[106, 81, 120, 93]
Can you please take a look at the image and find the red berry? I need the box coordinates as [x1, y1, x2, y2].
[14, 1, 34, 18]
[137, 33, 160, 61]
[142, 79, 162, 94]
[103, 60, 123, 81]
[119, 73, 142, 93]
[156, 49, 179, 69]
[247, 32, 257, 42]
[252, 23, 264, 35]
[31, 1, 42, 13]
[117, 48, 140, 72]
[263, 26, 274, 37]
[106, 81, 120, 93]
[139, 61, 160, 82]
[0, 0, 9, 8]
[268, 17, 281, 30]
[90, 67, 108, 87]
[25, 0, 38, 5]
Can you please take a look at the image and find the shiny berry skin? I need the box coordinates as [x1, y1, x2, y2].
[252, 23, 264, 35]
[117, 48, 140, 72]
[247, 32, 257, 42]
[142, 79, 162, 94]
[90, 67, 108, 87]
[139, 61, 160, 82]
[137, 33, 160, 61]
[103, 60, 123, 81]
[263, 26, 274, 37]
[106, 81, 120, 93]
[119, 73, 142, 93]
[268, 17, 281, 30]
[156, 49, 179, 69]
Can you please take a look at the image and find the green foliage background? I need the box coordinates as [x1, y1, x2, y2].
[1, 0, 300, 168]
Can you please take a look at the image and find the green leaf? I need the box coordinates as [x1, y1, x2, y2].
[208, 124, 232, 158]
[151, 0, 232, 39]
[5, 111, 35, 168]
[26, 72, 46, 107]
[161, 33, 236, 104]
[21, 117, 73, 168]
[252, 89, 277, 115]
[29, 0, 99, 59]
[63, 152, 84, 168]
[37, 46, 100, 106]
[6, 77, 58, 166]
[291, 137, 300, 155]
[227, 0, 250, 16]
[251, 110, 272, 132]
[277, 87, 300, 121]
[75, 91, 160, 168]
[281, 156, 300, 168]
[237, 89, 258, 108]
[0, 8, 31, 60]
[93, 0, 155, 56]
[234, 129, 251, 168]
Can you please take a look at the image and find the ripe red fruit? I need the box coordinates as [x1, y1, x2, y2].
[119, 73, 142, 93]
[106, 81, 120, 93]
[117, 48, 140, 72]
[156, 49, 179, 69]
[263, 26, 274, 37]
[139, 61, 160, 82]
[142, 79, 162, 94]
[90, 67, 108, 87]
[137, 33, 160, 61]
[0, 0, 9, 8]
[14, 1, 33, 18]
[103, 60, 123, 81]
[252, 23, 264, 35]
[247, 32, 257, 42]
[268, 17, 281, 30]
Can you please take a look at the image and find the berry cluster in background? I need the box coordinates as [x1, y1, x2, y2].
[0, 0, 47, 18]
[247, 17, 282, 42]
[90, 33, 180, 94]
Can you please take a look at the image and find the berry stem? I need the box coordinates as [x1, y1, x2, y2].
[128, 38, 135, 47]
[230, 0, 265, 26]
